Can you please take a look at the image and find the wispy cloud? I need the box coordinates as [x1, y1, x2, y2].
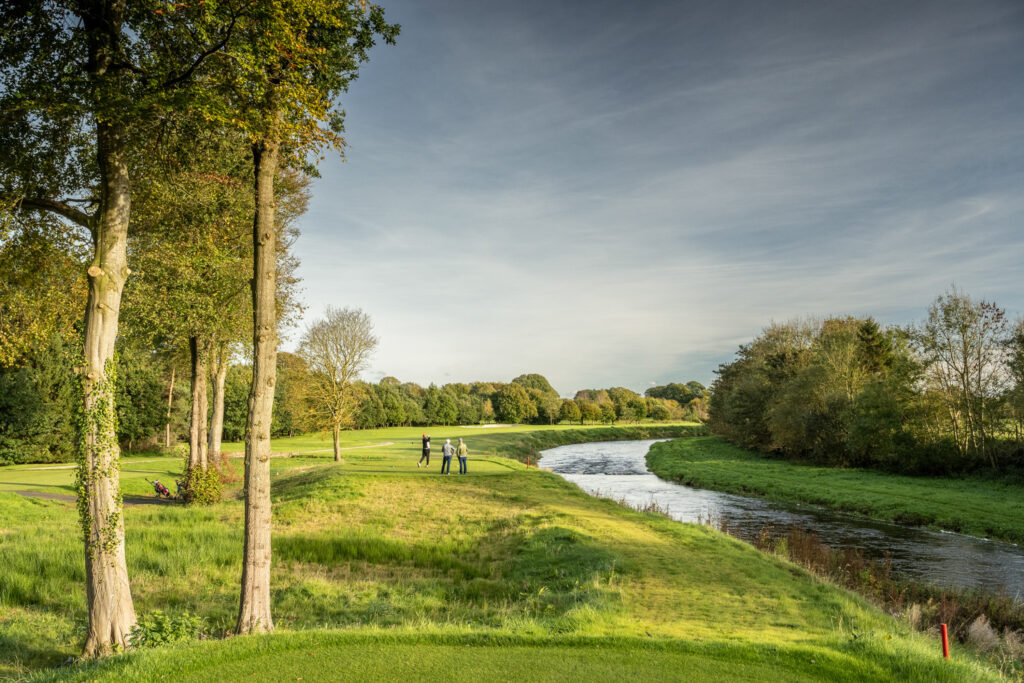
[290, 0, 1024, 394]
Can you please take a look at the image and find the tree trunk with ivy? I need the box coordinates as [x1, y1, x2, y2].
[237, 137, 280, 635]
[78, 115, 137, 657]
[208, 341, 228, 468]
[188, 336, 209, 471]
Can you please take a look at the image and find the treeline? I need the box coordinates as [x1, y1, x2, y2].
[250, 369, 710, 435]
[708, 288, 1024, 476]
[0, 353, 707, 465]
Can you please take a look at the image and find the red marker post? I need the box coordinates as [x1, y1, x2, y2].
[940, 623, 950, 659]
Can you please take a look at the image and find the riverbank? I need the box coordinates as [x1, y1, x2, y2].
[0, 426, 999, 681]
[646, 437, 1024, 544]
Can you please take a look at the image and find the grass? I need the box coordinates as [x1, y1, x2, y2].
[24, 632, 997, 682]
[646, 437, 1024, 544]
[0, 425, 1007, 681]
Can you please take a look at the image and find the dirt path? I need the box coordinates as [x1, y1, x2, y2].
[13, 490, 175, 507]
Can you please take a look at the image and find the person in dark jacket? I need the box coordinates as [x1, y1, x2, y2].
[441, 438, 454, 475]
[418, 433, 431, 467]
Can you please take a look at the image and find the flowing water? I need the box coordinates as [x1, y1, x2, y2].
[541, 439, 1024, 598]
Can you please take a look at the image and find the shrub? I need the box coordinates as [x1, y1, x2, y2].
[180, 458, 222, 505]
[129, 611, 205, 649]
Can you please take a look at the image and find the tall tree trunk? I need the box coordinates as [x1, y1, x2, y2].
[165, 366, 175, 448]
[332, 424, 341, 461]
[208, 341, 228, 468]
[237, 136, 280, 635]
[79, 116, 137, 657]
[189, 336, 209, 471]
[76, 0, 137, 656]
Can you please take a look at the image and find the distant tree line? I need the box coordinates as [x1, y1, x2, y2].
[708, 287, 1024, 476]
[224, 370, 708, 437]
[0, 348, 706, 466]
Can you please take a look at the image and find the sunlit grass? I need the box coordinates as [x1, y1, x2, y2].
[0, 426, 1005, 681]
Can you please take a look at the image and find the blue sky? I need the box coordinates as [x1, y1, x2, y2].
[288, 0, 1024, 397]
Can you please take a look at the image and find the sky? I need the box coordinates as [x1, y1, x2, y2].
[288, 0, 1024, 397]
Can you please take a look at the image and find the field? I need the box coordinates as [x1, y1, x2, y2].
[0, 425, 1003, 681]
[646, 437, 1024, 544]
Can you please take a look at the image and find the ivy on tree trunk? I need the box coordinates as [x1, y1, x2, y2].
[78, 117, 137, 657]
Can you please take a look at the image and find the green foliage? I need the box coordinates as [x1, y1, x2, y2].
[424, 384, 458, 425]
[649, 402, 671, 421]
[0, 335, 77, 465]
[495, 383, 536, 424]
[559, 399, 581, 424]
[354, 383, 387, 429]
[180, 462, 222, 506]
[115, 346, 169, 450]
[646, 382, 695, 404]
[0, 218, 88, 366]
[708, 298, 1024, 476]
[129, 610, 206, 649]
[512, 373, 557, 395]
[222, 365, 252, 442]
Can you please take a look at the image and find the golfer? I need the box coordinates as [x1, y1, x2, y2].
[418, 433, 431, 467]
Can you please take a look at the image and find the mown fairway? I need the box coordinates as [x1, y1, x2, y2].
[647, 437, 1024, 544]
[0, 426, 1003, 681]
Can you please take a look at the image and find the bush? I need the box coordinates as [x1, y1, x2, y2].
[180, 459, 222, 505]
[129, 610, 206, 649]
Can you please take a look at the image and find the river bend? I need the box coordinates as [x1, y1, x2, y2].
[541, 439, 1024, 598]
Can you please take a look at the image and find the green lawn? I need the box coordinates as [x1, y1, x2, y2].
[0, 426, 1003, 681]
[646, 437, 1024, 543]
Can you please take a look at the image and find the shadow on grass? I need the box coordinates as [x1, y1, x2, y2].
[0, 632, 72, 677]
[271, 465, 363, 503]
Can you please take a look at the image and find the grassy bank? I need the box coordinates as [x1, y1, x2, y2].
[0, 426, 1003, 681]
[646, 437, 1024, 544]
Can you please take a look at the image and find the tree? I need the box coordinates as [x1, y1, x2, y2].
[649, 402, 671, 421]
[0, 2, 241, 654]
[423, 384, 457, 425]
[298, 307, 379, 460]
[532, 389, 562, 425]
[1007, 321, 1024, 447]
[578, 399, 601, 424]
[606, 387, 640, 420]
[494, 383, 536, 424]
[559, 399, 581, 424]
[272, 352, 312, 438]
[627, 397, 648, 423]
[204, 1, 397, 636]
[512, 373, 557, 394]
[918, 288, 1009, 467]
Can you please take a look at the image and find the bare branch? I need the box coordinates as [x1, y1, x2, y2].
[17, 197, 96, 231]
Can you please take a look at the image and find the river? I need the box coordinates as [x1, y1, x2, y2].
[540, 439, 1024, 599]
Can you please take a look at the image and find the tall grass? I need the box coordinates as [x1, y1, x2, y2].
[699, 514, 1024, 680]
